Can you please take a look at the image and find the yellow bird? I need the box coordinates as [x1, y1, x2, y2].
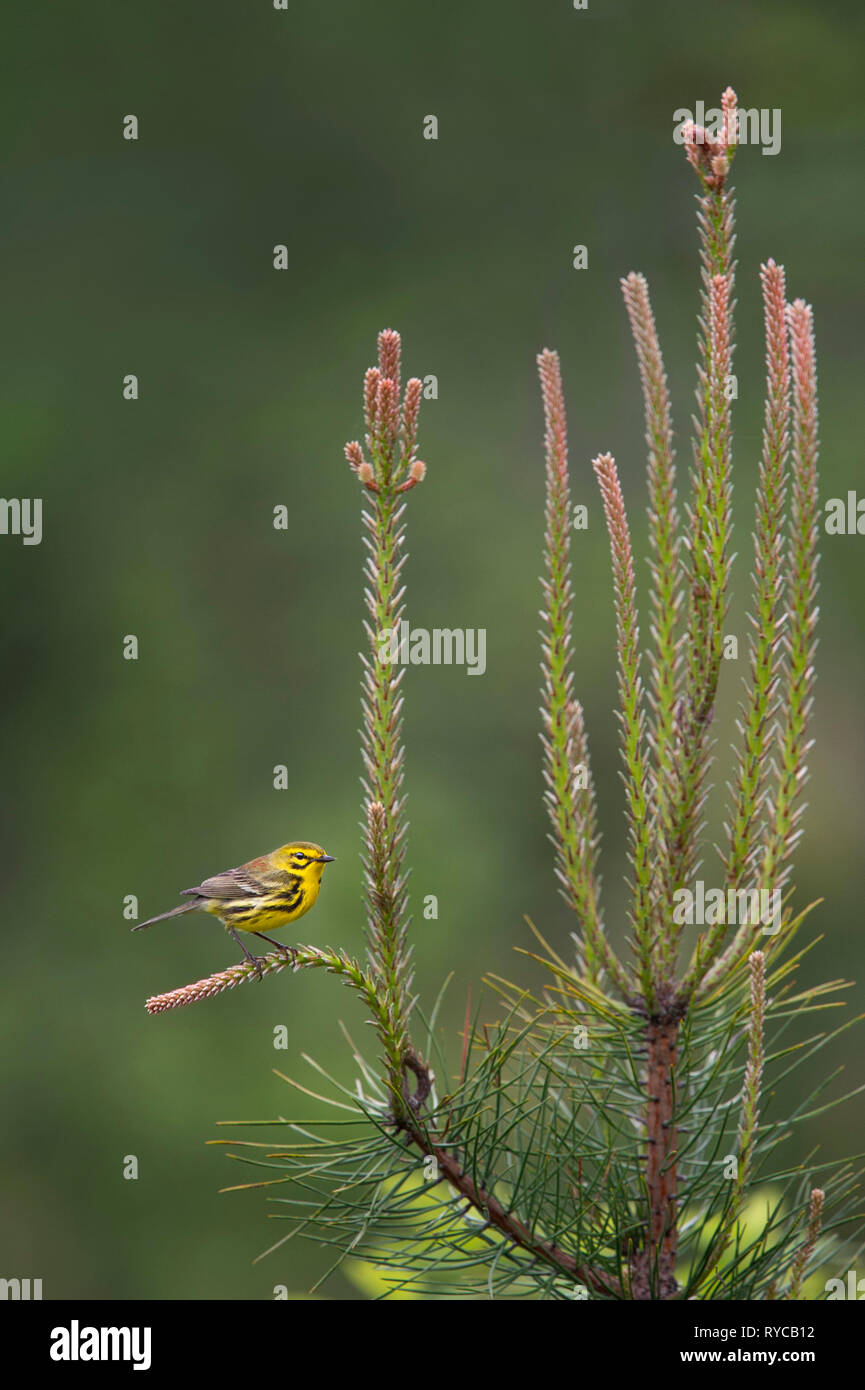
[132, 841, 335, 974]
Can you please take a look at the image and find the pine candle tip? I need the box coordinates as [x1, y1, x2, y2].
[591, 451, 617, 478]
[345, 440, 364, 470]
[721, 87, 738, 145]
[377, 329, 401, 387]
[364, 368, 381, 430]
[401, 378, 422, 454]
[682, 106, 733, 189]
[403, 377, 422, 417]
[377, 377, 399, 436]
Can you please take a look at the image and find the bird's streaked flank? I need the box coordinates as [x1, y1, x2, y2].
[133, 841, 335, 975]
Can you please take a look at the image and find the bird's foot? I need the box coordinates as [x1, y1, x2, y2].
[242, 952, 265, 982]
[229, 927, 266, 981]
[253, 933, 297, 967]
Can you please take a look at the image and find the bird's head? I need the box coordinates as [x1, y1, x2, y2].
[276, 841, 336, 882]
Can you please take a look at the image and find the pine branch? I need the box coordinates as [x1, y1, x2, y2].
[632, 1015, 680, 1297]
[537, 348, 628, 994]
[725, 264, 790, 887]
[697, 295, 819, 999]
[761, 299, 820, 894]
[662, 95, 737, 981]
[692, 950, 766, 1290]
[620, 271, 682, 994]
[786, 1187, 825, 1300]
[620, 272, 681, 873]
[146, 944, 381, 1016]
[346, 330, 427, 1115]
[400, 1117, 622, 1298]
[592, 453, 655, 1011]
[683, 261, 790, 997]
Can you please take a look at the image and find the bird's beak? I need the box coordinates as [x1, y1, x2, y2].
[318, 855, 336, 863]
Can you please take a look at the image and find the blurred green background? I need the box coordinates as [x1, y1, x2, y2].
[3, 0, 864, 1300]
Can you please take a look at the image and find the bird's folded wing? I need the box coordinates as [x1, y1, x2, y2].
[182, 866, 263, 899]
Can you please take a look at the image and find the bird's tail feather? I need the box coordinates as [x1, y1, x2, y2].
[132, 901, 198, 931]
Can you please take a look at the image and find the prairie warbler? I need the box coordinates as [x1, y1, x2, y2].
[133, 841, 335, 974]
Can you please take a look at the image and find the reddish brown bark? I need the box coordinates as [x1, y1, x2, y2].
[631, 1016, 680, 1298]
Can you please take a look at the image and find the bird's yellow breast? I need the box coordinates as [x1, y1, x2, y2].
[204, 879, 319, 934]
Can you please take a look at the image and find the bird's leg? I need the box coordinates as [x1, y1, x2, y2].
[252, 932, 297, 965]
[228, 927, 265, 981]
